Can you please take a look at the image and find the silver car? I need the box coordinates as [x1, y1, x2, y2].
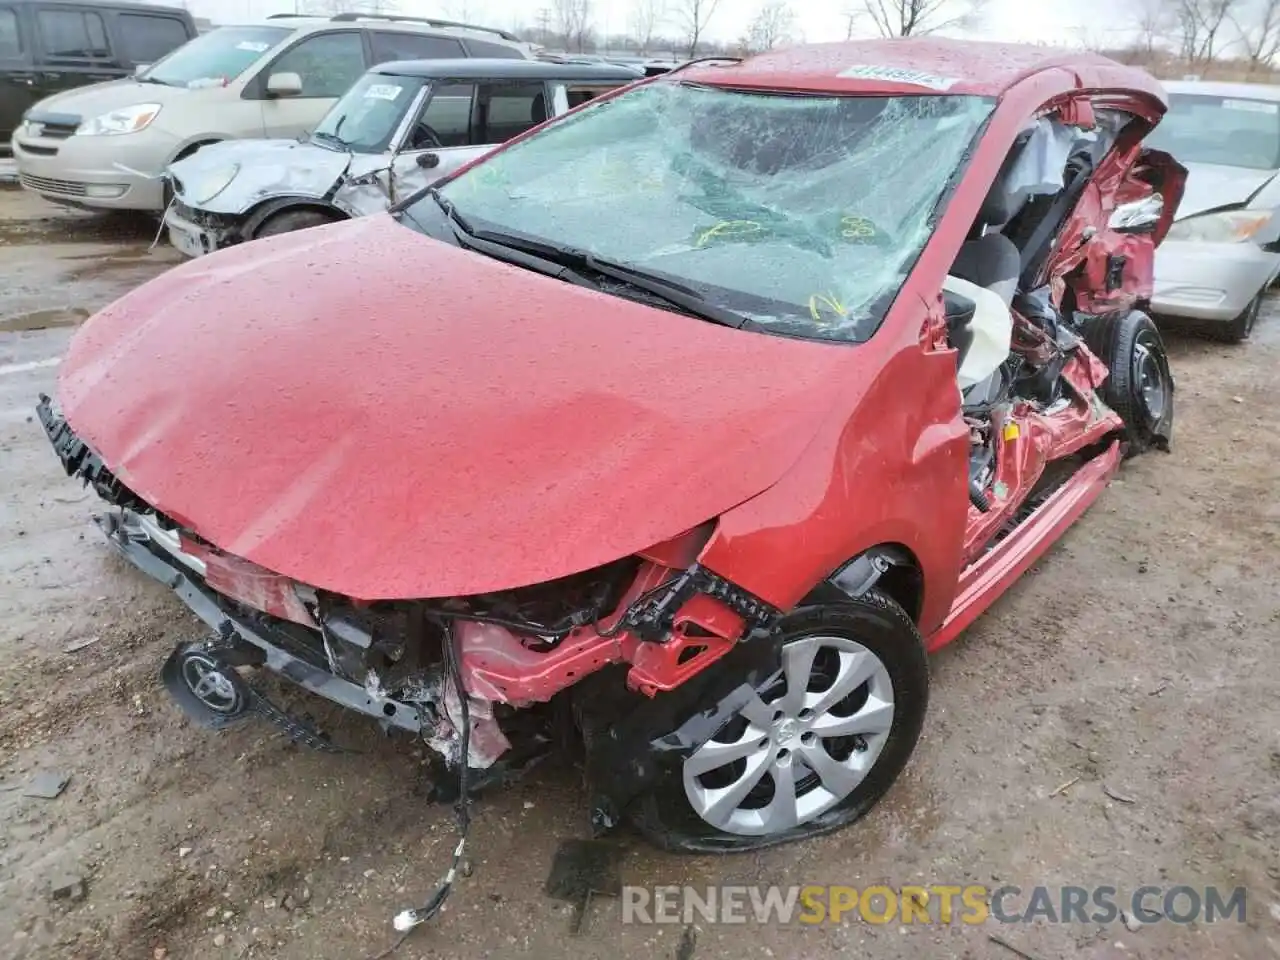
[10, 13, 533, 213]
[1146, 80, 1280, 342]
[162, 58, 640, 257]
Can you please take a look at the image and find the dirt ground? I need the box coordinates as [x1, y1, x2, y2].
[1, 185, 1277, 960]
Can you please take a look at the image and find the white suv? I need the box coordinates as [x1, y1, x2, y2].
[10, 12, 532, 212]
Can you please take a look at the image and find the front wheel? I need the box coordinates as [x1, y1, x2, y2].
[254, 208, 340, 240]
[629, 592, 929, 853]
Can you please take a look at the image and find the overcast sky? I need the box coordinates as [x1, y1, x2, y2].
[185, 0, 1126, 48]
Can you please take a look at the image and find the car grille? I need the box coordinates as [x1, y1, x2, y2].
[20, 174, 87, 197]
[15, 142, 58, 157]
[26, 119, 80, 139]
[40, 122, 80, 139]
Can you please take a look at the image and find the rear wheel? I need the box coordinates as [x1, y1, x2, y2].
[254, 208, 340, 240]
[629, 592, 929, 852]
[1086, 309, 1174, 456]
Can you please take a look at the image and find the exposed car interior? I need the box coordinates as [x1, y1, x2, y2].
[943, 111, 1135, 511]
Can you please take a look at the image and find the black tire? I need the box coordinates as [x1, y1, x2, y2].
[629, 591, 929, 853]
[255, 208, 339, 239]
[1211, 292, 1261, 344]
[1085, 309, 1174, 457]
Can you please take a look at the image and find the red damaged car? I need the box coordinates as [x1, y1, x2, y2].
[38, 40, 1184, 854]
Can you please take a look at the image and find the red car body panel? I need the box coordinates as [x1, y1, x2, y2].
[57, 215, 864, 600]
[51, 38, 1181, 703]
[675, 39, 1168, 100]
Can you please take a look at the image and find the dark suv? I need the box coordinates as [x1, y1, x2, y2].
[1, 0, 197, 155]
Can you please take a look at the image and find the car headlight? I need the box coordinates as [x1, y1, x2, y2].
[183, 164, 240, 205]
[1165, 208, 1273, 243]
[77, 103, 162, 136]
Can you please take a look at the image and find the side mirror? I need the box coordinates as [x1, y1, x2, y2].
[133, 63, 149, 77]
[416, 152, 440, 169]
[1109, 193, 1164, 234]
[266, 72, 303, 99]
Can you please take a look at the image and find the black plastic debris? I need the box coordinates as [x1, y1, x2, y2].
[676, 924, 698, 960]
[50, 875, 88, 902]
[544, 839, 623, 934]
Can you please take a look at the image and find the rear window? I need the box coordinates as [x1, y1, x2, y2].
[119, 14, 189, 64]
[480, 82, 547, 142]
[142, 24, 289, 88]
[0, 7, 21, 57]
[1146, 93, 1280, 170]
[38, 9, 110, 59]
[370, 31, 464, 63]
[465, 38, 524, 59]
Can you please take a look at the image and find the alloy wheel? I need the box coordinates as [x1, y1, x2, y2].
[681, 635, 895, 836]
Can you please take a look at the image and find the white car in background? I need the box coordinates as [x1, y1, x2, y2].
[1146, 80, 1280, 342]
[162, 58, 641, 257]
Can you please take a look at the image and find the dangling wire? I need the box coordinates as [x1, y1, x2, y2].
[374, 621, 473, 957]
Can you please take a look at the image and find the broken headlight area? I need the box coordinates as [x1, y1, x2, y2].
[37, 394, 782, 812]
[169, 198, 244, 245]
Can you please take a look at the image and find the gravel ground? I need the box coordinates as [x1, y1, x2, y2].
[1, 187, 1277, 960]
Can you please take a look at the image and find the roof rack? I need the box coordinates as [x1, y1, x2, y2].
[327, 12, 521, 42]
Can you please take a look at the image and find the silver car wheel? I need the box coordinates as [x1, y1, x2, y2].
[681, 635, 895, 837]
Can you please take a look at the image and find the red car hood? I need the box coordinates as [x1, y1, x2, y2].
[60, 215, 859, 599]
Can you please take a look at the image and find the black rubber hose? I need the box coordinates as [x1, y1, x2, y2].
[969, 481, 992, 512]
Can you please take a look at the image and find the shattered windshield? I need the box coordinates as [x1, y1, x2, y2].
[142, 26, 288, 89]
[1145, 93, 1280, 170]
[312, 74, 426, 153]
[411, 82, 992, 341]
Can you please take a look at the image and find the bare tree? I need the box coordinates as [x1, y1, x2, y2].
[671, 0, 724, 57]
[1234, 0, 1280, 65]
[743, 1, 796, 51]
[445, 0, 475, 20]
[860, 0, 985, 37]
[629, 0, 667, 53]
[301, 0, 399, 15]
[1170, 0, 1241, 64]
[553, 0, 594, 51]
[844, 7, 860, 38]
[1131, 0, 1176, 52]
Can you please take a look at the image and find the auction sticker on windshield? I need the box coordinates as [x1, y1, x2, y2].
[837, 65, 958, 90]
[235, 41, 270, 53]
[364, 84, 404, 101]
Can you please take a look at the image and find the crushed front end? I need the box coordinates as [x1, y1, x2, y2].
[36, 394, 781, 822]
[163, 198, 246, 258]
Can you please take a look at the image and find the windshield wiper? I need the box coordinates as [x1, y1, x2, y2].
[424, 198, 749, 330]
[135, 75, 172, 86]
[425, 189, 597, 290]
[311, 131, 350, 151]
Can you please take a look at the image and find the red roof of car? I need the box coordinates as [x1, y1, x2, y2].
[681, 37, 1163, 100]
